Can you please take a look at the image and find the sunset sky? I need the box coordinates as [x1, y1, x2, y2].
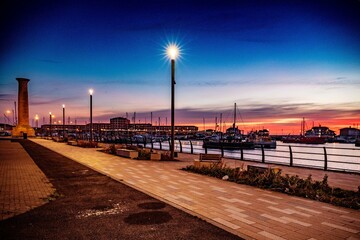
[1, 0, 360, 134]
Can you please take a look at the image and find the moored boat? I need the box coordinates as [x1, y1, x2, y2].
[202, 102, 255, 150]
[248, 129, 277, 149]
[203, 139, 255, 150]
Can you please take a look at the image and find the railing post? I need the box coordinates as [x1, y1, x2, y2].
[205, 146, 208, 154]
[179, 140, 183, 153]
[168, 139, 171, 151]
[151, 140, 154, 150]
[261, 145, 265, 163]
[324, 147, 328, 171]
[221, 144, 224, 157]
[289, 146, 293, 167]
[159, 141, 162, 150]
[144, 137, 147, 148]
[190, 140, 193, 154]
[240, 148, 244, 160]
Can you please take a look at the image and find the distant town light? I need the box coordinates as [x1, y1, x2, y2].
[166, 44, 179, 60]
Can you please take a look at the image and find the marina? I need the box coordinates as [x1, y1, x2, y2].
[145, 140, 360, 173]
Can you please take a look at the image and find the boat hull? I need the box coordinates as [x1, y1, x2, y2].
[282, 137, 326, 144]
[203, 141, 255, 150]
[254, 141, 277, 149]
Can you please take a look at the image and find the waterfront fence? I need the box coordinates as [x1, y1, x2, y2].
[134, 140, 359, 173]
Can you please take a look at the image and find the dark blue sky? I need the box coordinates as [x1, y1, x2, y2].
[1, 0, 359, 133]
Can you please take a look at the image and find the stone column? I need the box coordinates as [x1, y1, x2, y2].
[12, 78, 35, 137]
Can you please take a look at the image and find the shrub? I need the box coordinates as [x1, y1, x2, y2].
[182, 164, 360, 209]
[138, 150, 151, 160]
[77, 140, 98, 148]
[103, 144, 117, 154]
[160, 151, 173, 161]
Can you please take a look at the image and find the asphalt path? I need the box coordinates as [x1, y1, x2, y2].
[0, 140, 241, 240]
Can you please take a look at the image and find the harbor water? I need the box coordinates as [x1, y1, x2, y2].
[149, 140, 360, 173]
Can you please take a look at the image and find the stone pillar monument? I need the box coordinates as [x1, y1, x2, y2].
[12, 78, 35, 138]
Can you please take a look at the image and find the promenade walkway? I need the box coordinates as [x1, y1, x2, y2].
[0, 139, 55, 220]
[31, 138, 360, 240]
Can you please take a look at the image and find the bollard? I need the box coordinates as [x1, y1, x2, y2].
[240, 148, 244, 160]
[261, 145, 265, 163]
[159, 141, 162, 150]
[221, 144, 224, 157]
[289, 146, 293, 167]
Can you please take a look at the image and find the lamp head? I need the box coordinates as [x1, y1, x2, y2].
[166, 44, 179, 60]
[62, 104, 65, 108]
[89, 89, 94, 95]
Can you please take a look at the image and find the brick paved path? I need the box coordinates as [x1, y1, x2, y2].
[32, 139, 360, 239]
[0, 140, 55, 220]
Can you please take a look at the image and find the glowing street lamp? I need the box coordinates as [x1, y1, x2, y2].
[166, 43, 179, 160]
[5, 110, 11, 125]
[89, 89, 93, 142]
[62, 104, 65, 138]
[35, 114, 39, 128]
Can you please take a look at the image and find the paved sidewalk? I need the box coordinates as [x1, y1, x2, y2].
[0, 139, 55, 220]
[32, 138, 360, 240]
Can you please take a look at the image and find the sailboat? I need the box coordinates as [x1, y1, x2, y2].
[202, 103, 255, 150]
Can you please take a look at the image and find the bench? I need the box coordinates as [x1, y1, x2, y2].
[116, 149, 139, 159]
[247, 164, 281, 174]
[194, 153, 222, 168]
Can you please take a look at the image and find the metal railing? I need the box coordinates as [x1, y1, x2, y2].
[120, 139, 359, 173]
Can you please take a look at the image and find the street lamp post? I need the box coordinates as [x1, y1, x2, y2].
[62, 104, 65, 139]
[49, 112, 52, 137]
[166, 44, 179, 160]
[89, 89, 93, 142]
[35, 114, 39, 128]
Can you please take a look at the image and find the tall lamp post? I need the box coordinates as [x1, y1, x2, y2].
[49, 112, 52, 137]
[62, 104, 65, 138]
[166, 44, 179, 160]
[89, 89, 93, 142]
[35, 114, 39, 128]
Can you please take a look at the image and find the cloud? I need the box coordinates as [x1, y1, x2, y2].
[0, 93, 15, 101]
[30, 96, 79, 106]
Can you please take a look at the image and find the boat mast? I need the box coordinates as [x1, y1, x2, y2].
[233, 103, 236, 134]
[301, 117, 305, 136]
